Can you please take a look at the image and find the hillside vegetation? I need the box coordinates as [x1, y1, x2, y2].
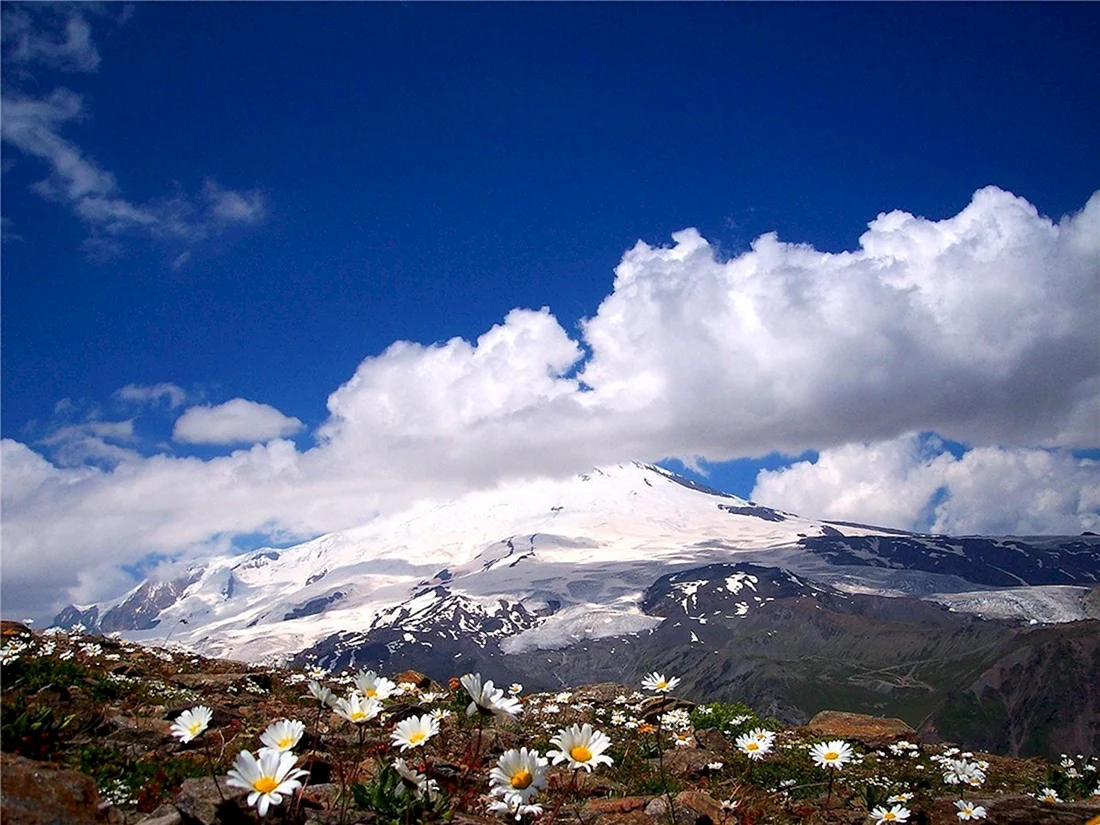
[2, 622, 1098, 825]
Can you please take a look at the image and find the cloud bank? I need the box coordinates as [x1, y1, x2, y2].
[2, 187, 1098, 619]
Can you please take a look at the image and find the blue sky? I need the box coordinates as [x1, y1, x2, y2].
[2, 3, 1098, 620]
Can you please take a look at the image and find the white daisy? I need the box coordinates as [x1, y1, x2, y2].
[1036, 787, 1061, 803]
[870, 805, 910, 824]
[393, 757, 438, 800]
[353, 669, 397, 700]
[955, 800, 987, 820]
[809, 740, 854, 770]
[943, 759, 986, 787]
[735, 731, 772, 760]
[259, 719, 305, 754]
[170, 706, 212, 743]
[307, 680, 334, 706]
[226, 749, 308, 817]
[640, 672, 681, 693]
[390, 713, 439, 751]
[332, 691, 382, 724]
[547, 723, 614, 772]
[748, 727, 776, 744]
[460, 673, 523, 720]
[490, 747, 548, 804]
[488, 797, 544, 821]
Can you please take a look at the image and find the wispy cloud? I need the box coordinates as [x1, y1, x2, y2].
[0, 6, 266, 255]
[1, 5, 100, 73]
[114, 382, 192, 410]
[36, 419, 141, 468]
[2, 188, 1097, 620]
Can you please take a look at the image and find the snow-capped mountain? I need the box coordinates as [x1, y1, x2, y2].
[57, 462, 1098, 660]
[55, 461, 1100, 756]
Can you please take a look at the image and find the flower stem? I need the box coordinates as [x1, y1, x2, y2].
[655, 716, 676, 825]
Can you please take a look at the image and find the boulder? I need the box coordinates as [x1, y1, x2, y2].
[803, 710, 916, 748]
[638, 696, 696, 723]
[0, 752, 102, 825]
[944, 794, 1100, 824]
[1, 621, 34, 640]
[393, 669, 444, 692]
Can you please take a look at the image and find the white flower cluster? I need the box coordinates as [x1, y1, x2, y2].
[932, 750, 988, 788]
[887, 740, 920, 758]
[735, 728, 777, 760]
[487, 723, 614, 820]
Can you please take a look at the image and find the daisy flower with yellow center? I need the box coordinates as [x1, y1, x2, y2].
[259, 719, 305, 754]
[353, 669, 397, 700]
[809, 739, 854, 770]
[870, 804, 910, 824]
[226, 749, 308, 817]
[390, 713, 439, 751]
[170, 706, 212, 744]
[490, 747, 547, 804]
[954, 800, 987, 820]
[333, 691, 382, 724]
[641, 671, 681, 693]
[547, 723, 614, 772]
[735, 731, 772, 760]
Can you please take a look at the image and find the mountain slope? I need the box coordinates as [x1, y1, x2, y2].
[54, 462, 1100, 756]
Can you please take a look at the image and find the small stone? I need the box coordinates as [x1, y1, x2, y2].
[132, 812, 183, 825]
[173, 776, 248, 825]
[582, 795, 649, 818]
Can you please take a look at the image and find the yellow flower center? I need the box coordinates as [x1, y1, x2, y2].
[746, 742, 759, 751]
[366, 688, 377, 697]
[408, 732, 426, 744]
[884, 815, 897, 822]
[570, 745, 592, 763]
[351, 710, 366, 721]
[510, 770, 533, 789]
[656, 681, 667, 689]
[189, 723, 203, 735]
[277, 737, 294, 749]
[253, 777, 279, 794]
[824, 751, 839, 761]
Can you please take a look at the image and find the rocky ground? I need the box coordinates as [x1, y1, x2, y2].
[2, 620, 1098, 825]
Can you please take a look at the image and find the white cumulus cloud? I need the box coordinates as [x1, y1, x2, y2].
[2, 187, 1098, 621]
[173, 399, 304, 445]
[752, 435, 1099, 536]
